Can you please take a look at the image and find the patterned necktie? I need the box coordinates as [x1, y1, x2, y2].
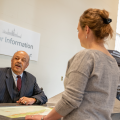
[17, 75, 21, 91]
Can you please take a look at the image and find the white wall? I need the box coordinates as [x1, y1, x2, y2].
[0, 0, 119, 98]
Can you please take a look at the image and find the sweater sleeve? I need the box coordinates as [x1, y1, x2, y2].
[55, 72, 88, 116]
[55, 50, 94, 116]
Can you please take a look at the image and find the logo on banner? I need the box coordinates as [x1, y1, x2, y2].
[3, 29, 22, 38]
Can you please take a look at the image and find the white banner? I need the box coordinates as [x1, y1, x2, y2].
[0, 20, 40, 61]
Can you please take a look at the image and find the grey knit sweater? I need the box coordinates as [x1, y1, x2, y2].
[55, 49, 120, 120]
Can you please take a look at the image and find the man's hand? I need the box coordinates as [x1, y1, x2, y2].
[16, 97, 36, 105]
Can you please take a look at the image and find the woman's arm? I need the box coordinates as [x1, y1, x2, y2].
[25, 108, 63, 120]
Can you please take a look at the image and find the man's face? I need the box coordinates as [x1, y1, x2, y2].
[11, 51, 29, 75]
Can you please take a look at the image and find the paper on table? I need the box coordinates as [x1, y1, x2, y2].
[0, 106, 52, 118]
[112, 98, 120, 113]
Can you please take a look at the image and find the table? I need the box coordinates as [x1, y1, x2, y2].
[111, 98, 120, 120]
[0, 103, 26, 120]
[0, 103, 61, 120]
[0, 93, 120, 120]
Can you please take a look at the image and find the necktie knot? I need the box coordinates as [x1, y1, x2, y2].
[17, 75, 21, 91]
[17, 75, 21, 78]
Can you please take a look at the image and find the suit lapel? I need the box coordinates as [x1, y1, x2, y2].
[20, 73, 28, 97]
[5, 68, 14, 100]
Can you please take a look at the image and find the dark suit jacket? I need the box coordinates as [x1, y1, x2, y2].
[0, 67, 47, 104]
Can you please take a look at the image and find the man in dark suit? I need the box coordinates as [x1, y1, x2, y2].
[0, 51, 47, 105]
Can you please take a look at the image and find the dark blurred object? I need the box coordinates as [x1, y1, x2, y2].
[108, 50, 120, 67]
[41, 87, 43, 91]
[117, 86, 120, 100]
[108, 50, 120, 101]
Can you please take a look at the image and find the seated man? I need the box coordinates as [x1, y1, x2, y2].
[0, 51, 47, 105]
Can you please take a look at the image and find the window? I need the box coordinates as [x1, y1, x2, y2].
[115, 0, 120, 52]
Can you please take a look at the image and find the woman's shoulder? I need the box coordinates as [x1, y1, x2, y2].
[68, 49, 94, 68]
[68, 49, 108, 67]
[75, 49, 115, 61]
[66, 49, 95, 77]
[73, 49, 95, 60]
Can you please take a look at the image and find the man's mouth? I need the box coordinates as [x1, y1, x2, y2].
[15, 64, 22, 68]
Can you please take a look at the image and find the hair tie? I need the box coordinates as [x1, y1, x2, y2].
[102, 18, 112, 24]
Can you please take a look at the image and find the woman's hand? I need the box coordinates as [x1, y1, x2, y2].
[25, 108, 62, 120]
[25, 115, 43, 120]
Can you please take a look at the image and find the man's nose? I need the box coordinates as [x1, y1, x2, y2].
[18, 59, 22, 63]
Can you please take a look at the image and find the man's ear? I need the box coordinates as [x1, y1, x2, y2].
[25, 63, 29, 69]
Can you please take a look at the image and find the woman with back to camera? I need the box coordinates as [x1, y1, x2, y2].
[25, 8, 120, 120]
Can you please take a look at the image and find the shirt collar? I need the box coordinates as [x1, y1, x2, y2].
[11, 69, 23, 79]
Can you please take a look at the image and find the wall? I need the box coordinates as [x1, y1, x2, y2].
[0, 0, 119, 98]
